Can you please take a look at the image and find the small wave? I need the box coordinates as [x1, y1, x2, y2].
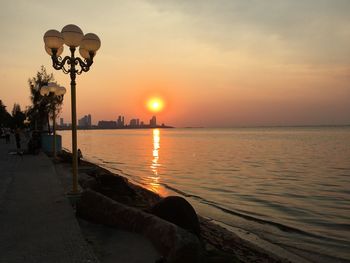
[279, 242, 350, 263]
[102, 160, 125, 165]
[203, 201, 326, 238]
[214, 168, 241, 172]
[267, 169, 304, 174]
[97, 162, 131, 178]
[160, 183, 336, 241]
[202, 186, 233, 194]
[331, 167, 350, 171]
[338, 174, 350, 177]
[161, 183, 203, 200]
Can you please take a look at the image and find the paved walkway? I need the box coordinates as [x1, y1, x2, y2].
[55, 157, 161, 263]
[0, 138, 98, 263]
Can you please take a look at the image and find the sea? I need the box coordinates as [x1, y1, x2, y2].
[59, 127, 350, 263]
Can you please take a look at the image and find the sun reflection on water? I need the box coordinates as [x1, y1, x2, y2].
[149, 129, 161, 193]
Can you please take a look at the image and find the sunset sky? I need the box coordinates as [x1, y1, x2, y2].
[0, 0, 349, 127]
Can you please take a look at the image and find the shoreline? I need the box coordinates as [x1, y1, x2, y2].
[57, 150, 297, 263]
[95, 158, 311, 263]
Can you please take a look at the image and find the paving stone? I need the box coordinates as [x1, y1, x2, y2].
[0, 140, 99, 263]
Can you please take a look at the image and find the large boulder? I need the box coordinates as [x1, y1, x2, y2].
[150, 196, 201, 237]
[78, 173, 99, 189]
[77, 190, 203, 263]
[82, 169, 161, 209]
[86, 169, 137, 198]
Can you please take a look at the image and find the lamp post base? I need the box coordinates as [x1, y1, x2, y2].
[66, 190, 82, 208]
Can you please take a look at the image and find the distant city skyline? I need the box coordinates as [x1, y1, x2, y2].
[1, 1, 350, 127]
[59, 114, 171, 129]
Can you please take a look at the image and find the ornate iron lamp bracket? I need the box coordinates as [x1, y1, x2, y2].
[50, 48, 94, 76]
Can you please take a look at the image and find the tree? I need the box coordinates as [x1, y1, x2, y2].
[11, 103, 26, 128]
[26, 66, 64, 132]
[0, 100, 12, 127]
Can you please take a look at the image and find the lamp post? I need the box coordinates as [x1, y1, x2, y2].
[43, 24, 101, 194]
[40, 82, 66, 159]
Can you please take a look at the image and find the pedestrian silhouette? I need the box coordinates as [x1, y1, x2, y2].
[78, 149, 83, 165]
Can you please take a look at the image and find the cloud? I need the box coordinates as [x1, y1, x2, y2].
[148, 0, 350, 65]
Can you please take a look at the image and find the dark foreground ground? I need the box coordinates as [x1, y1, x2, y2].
[0, 140, 98, 263]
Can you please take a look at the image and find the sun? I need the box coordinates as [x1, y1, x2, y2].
[147, 98, 164, 113]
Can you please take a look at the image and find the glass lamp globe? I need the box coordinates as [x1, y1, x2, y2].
[79, 47, 91, 59]
[47, 82, 59, 93]
[61, 24, 84, 47]
[40, 86, 49, 96]
[56, 86, 66, 96]
[45, 45, 64, 56]
[80, 33, 101, 52]
[43, 30, 64, 49]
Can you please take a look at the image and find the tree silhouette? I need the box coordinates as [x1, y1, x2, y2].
[26, 66, 64, 132]
[11, 103, 25, 128]
[0, 100, 12, 127]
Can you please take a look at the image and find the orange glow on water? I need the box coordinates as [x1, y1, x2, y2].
[149, 129, 161, 193]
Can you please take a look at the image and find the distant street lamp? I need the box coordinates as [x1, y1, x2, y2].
[43, 24, 101, 194]
[40, 82, 66, 159]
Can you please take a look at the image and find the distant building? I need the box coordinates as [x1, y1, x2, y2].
[129, 118, 139, 127]
[78, 114, 92, 128]
[150, 116, 157, 127]
[93, 114, 172, 130]
[87, 114, 91, 126]
[117, 115, 125, 128]
[98, 120, 117, 129]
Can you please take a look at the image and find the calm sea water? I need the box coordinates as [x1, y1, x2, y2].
[59, 127, 350, 262]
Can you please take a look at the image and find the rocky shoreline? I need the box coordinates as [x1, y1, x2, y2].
[58, 150, 290, 263]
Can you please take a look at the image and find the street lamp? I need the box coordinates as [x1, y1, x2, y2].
[43, 24, 101, 194]
[40, 82, 66, 159]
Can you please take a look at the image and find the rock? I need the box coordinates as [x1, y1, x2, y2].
[89, 170, 136, 197]
[58, 150, 72, 162]
[81, 169, 162, 209]
[150, 196, 201, 237]
[78, 169, 140, 206]
[79, 173, 98, 189]
[77, 190, 203, 263]
[96, 171, 129, 186]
